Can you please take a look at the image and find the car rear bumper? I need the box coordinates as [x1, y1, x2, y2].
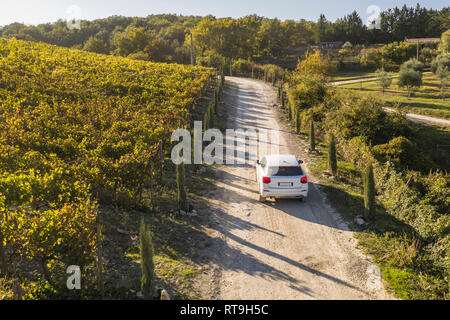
[261, 187, 308, 199]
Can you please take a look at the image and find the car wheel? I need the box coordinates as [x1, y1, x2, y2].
[259, 195, 266, 202]
[300, 197, 307, 202]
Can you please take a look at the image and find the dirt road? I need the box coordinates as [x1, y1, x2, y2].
[199, 77, 393, 300]
[384, 107, 450, 127]
[330, 72, 431, 86]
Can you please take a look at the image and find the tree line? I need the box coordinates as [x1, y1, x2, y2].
[0, 5, 448, 66]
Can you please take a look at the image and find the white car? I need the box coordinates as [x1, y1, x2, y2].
[256, 154, 308, 202]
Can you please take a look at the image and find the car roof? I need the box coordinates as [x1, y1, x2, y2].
[264, 154, 299, 166]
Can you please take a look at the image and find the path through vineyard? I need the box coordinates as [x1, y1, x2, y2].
[199, 77, 393, 300]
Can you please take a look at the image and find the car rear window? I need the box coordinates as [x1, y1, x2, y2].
[268, 166, 303, 176]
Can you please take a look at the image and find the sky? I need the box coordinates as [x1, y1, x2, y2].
[0, 0, 448, 26]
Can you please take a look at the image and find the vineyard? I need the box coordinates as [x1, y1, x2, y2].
[0, 38, 216, 298]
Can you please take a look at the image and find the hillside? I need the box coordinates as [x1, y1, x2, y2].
[0, 38, 215, 298]
[0, 5, 447, 68]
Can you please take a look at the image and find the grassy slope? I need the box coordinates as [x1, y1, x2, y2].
[337, 74, 450, 120]
[275, 87, 448, 300]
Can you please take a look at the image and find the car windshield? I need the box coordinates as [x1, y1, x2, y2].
[268, 166, 303, 176]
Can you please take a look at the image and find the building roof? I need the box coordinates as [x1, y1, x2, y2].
[405, 38, 440, 43]
[265, 154, 299, 167]
[319, 41, 343, 45]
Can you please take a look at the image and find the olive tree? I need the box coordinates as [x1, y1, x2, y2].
[375, 67, 392, 94]
[398, 59, 423, 98]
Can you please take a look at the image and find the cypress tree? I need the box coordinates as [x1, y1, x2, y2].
[0, 238, 7, 275]
[287, 102, 292, 120]
[363, 162, 376, 219]
[140, 218, 156, 299]
[176, 163, 187, 211]
[210, 99, 215, 116]
[208, 103, 214, 128]
[309, 120, 315, 151]
[296, 111, 301, 134]
[328, 134, 337, 176]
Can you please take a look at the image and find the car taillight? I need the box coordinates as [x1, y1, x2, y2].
[301, 177, 307, 184]
[262, 177, 271, 184]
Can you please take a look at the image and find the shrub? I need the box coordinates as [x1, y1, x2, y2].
[381, 42, 417, 66]
[196, 50, 226, 71]
[343, 41, 353, 50]
[431, 54, 449, 98]
[410, 171, 449, 215]
[127, 51, 150, 61]
[401, 58, 424, 72]
[296, 50, 335, 78]
[259, 64, 285, 82]
[372, 136, 436, 172]
[232, 59, 253, 74]
[83, 37, 109, 54]
[360, 47, 382, 70]
[431, 54, 450, 74]
[419, 47, 436, 64]
[324, 91, 409, 146]
[287, 75, 328, 111]
[375, 164, 447, 241]
[438, 29, 450, 54]
[340, 136, 375, 169]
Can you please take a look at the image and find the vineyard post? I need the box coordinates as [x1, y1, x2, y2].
[158, 140, 163, 184]
[96, 217, 104, 298]
[310, 120, 316, 152]
[0, 239, 7, 276]
[113, 180, 118, 211]
[140, 218, 156, 299]
[189, 31, 195, 66]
